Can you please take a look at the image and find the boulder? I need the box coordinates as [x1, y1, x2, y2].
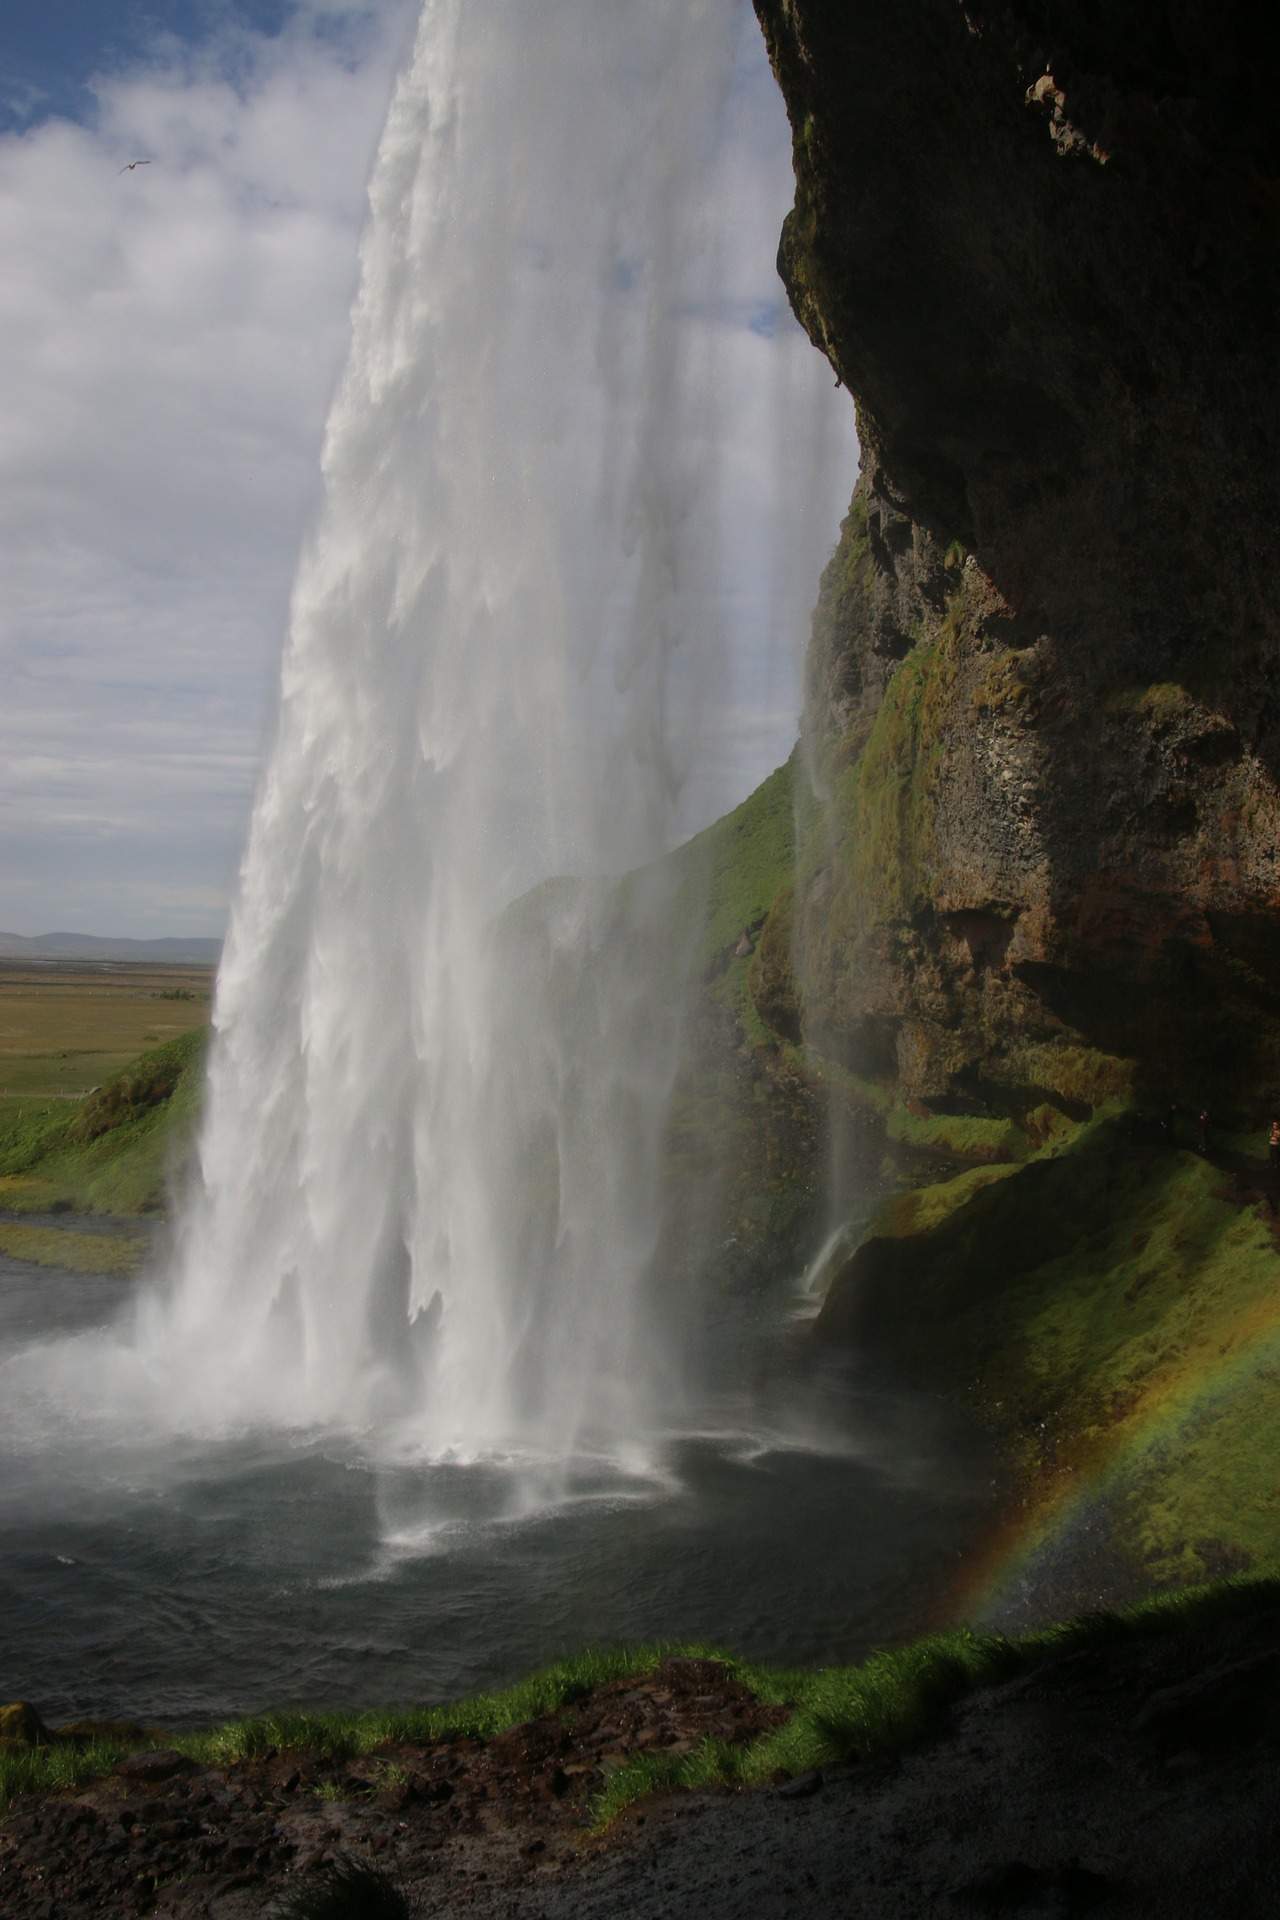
[113, 1748, 197, 1783]
[0, 1700, 50, 1746]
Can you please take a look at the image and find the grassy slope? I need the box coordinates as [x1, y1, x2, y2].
[667, 753, 797, 1034]
[0, 1028, 206, 1219]
[5, 1575, 1277, 1821]
[656, 757, 829, 1269]
[825, 1113, 1280, 1584]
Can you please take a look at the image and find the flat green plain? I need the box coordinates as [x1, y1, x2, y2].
[0, 958, 212, 1098]
[0, 960, 212, 1249]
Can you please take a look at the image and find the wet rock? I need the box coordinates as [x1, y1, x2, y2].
[130, 1798, 180, 1826]
[950, 1860, 1112, 1908]
[776, 1770, 824, 1799]
[1131, 1652, 1280, 1753]
[113, 1748, 196, 1783]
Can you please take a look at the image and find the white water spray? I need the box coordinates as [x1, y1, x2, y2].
[141, 0, 847, 1459]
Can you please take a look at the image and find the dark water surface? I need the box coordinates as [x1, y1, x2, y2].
[1, 1239, 1000, 1728]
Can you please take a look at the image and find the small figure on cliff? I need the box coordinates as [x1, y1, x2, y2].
[1198, 1107, 1210, 1155]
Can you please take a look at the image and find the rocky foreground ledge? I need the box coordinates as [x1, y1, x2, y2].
[4, 1591, 1280, 1918]
[0, 1658, 781, 1919]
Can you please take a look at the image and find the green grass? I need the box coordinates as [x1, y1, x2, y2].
[174, 1645, 735, 1771]
[0, 1028, 206, 1216]
[875, 1163, 1021, 1237]
[998, 1042, 1136, 1108]
[885, 1104, 1026, 1162]
[661, 755, 799, 1047]
[679, 758, 797, 971]
[0, 962, 210, 1098]
[0, 1736, 138, 1807]
[1103, 682, 1193, 727]
[0, 1221, 146, 1274]
[0, 1645, 735, 1811]
[824, 635, 940, 928]
[590, 1570, 1280, 1821]
[507, 757, 799, 1060]
[7, 1577, 1279, 1822]
[824, 1111, 1280, 1583]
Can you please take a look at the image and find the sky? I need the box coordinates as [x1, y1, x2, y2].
[0, 0, 852, 939]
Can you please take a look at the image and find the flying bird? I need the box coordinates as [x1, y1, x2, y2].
[118, 159, 152, 173]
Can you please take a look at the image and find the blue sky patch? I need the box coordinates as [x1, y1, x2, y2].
[0, 2, 293, 132]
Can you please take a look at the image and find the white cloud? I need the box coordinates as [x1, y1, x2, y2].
[0, 3, 417, 936]
[0, 0, 852, 938]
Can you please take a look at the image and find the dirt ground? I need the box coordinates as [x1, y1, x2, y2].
[4, 1610, 1280, 1919]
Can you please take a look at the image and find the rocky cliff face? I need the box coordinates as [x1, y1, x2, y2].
[755, 0, 1280, 1121]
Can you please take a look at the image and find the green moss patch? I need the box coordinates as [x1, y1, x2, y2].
[885, 1104, 1026, 1162]
[998, 1042, 1135, 1108]
[828, 635, 941, 928]
[875, 1163, 1021, 1238]
[821, 1113, 1280, 1585]
[1103, 682, 1193, 727]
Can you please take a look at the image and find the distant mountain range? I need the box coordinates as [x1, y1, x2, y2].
[0, 930, 221, 965]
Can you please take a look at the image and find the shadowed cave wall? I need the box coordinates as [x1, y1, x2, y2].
[754, 0, 1280, 1121]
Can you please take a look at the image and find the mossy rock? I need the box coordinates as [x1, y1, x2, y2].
[0, 1703, 50, 1746]
[818, 1113, 1280, 1586]
[874, 1163, 1020, 1238]
[885, 1103, 1026, 1163]
[999, 1043, 1135, 1109]
[748, 886, 801, 1044]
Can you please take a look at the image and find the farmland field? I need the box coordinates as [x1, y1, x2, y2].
[0, 961, 213, 1233]
[0, 959, 212, 1099]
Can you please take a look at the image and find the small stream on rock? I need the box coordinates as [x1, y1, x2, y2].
[1, 1236, 1000, 1727]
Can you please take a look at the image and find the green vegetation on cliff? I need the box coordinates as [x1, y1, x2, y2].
[668, 753, 797, 1043]
[828, 633, 941, 927]
[821, 1113, 1280, 1588]
[884, 1104, 1026, 1163]
[658, 754, 822, 1278]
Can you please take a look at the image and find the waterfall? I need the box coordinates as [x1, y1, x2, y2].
[142, 0, 846, 1458]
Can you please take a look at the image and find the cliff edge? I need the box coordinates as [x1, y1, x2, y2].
[750, 0, 1280, 1600]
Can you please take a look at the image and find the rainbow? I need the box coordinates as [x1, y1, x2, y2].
[947, 1282, 1280, 1623]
